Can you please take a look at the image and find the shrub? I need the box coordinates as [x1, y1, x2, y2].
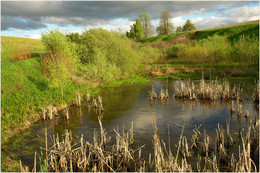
[231, 35, 259, 67]
[177, 35, 232, 64]
[77, 28, 149, 82]
[41, 29, 79, 99]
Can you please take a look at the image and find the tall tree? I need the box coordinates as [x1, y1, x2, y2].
[138, 13, 154, 38]
[156, 10, 174, 35]
[182, 19, 196, 32]
[134, 18, 144, 41]
[176, 26, 182, 33]
[126, 18, 144, 41]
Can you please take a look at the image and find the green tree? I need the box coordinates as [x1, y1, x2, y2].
[41, 29, 78, 100]
[126, 18, 144, 41]
[156, 10, 174, 35]
[176, 26, 182, 33]
[138, 13, 154, 38]
[182, 20, 196, 32]
[134, 18, 144, 41]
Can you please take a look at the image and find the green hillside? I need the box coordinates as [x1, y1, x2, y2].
[142, 20, 259, 43]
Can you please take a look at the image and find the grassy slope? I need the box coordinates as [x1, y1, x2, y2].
[142, 21, 259, 80]
[1, 36, 148, 143]
[142, 20, 259, 43]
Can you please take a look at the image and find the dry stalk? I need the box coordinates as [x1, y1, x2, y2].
[76, 91, 81, 107]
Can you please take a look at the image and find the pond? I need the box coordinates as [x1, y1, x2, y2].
[1, 79, 258, 171]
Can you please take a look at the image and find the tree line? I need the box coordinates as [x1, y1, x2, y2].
[126, 10, 196, 41]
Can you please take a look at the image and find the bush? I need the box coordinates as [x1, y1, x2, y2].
[77, 28, 157, 82]
[41, 29, 79, 99]
[232, 35, 259, 67]
[165, 44, 187, 59]
[177, 35, 232, 64]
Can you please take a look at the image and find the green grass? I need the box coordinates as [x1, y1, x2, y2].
[142, 21, 259, 45]
[1, 36, 152, 143]
[103, 77, 149, 87]
[193, 22, 259, 42]
[141, 32, 188, 43]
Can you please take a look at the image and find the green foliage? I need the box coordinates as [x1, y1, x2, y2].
[176, 26, 183, 33]
[138, 13, 154, 38]
[232, 35, 259, 67]
[66, 32, 81, 43]
[182, 20, 196, 32]
[77, 28, 156, 83]
[177, 35, 231, 64]
[165, 44, 187, 58]
[176, 34, 259, 67]
[127, 18, 144, 41]
[41, 29, 79, 99]
[156, 10, 174, 35]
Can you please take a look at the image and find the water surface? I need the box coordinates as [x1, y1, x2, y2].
[2, 79, 258, 170]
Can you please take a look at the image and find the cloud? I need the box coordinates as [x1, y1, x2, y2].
[25, 34, 41, 39]
[172, 17, 186, 28]
[190, 5, 259, 29]
[1, 16, 46, 30]
[1, 1, 254, 31]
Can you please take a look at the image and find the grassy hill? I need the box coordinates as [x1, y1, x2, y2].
[141, 20, 259, 80]
[142, 20, 259, 44]
[1, 36, 85, 143]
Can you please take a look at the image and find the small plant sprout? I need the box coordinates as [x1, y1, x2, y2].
[76, 91, 81, 107]
[86, 90, 91, 102]
[47, 105, 56, 120]
[92, 98, 98, 108]
[42, 108, 47, 120]
[63, 108, 69, 120]
[149, 85, 157, 101]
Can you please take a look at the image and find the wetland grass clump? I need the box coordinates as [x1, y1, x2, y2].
[148, 85, 157, 101]
[21, 115, 259, 172]
[42, 105, 58, 120]
[75, 91, 81, 107]
[86, 90, 91, 102]
[174, 78, 240, 101]
[63, 108, 69, 120]
[26, 117, 144, 172]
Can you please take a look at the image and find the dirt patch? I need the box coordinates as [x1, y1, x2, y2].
[149, 71, 164, 77]
[169, 33, 197, 45]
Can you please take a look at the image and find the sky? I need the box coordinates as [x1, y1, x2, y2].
[1, 1, 259, 39]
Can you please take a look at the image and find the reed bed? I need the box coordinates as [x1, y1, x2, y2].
[20, 115, 259, 172]
[174, 78, 241, 101]
[149, 86, 169, 101]
[42, 105, 58, 120]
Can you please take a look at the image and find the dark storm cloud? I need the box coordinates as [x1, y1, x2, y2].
[1, 1, 255, 30]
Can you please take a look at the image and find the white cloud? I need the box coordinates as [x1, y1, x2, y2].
[187, 6, 259, 30]
[118, 21, 135, 33]
[25, 34, 41, 39]
[172, 16, 186, 28]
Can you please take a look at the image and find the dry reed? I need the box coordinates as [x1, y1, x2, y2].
[174, 77, 240, 101]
